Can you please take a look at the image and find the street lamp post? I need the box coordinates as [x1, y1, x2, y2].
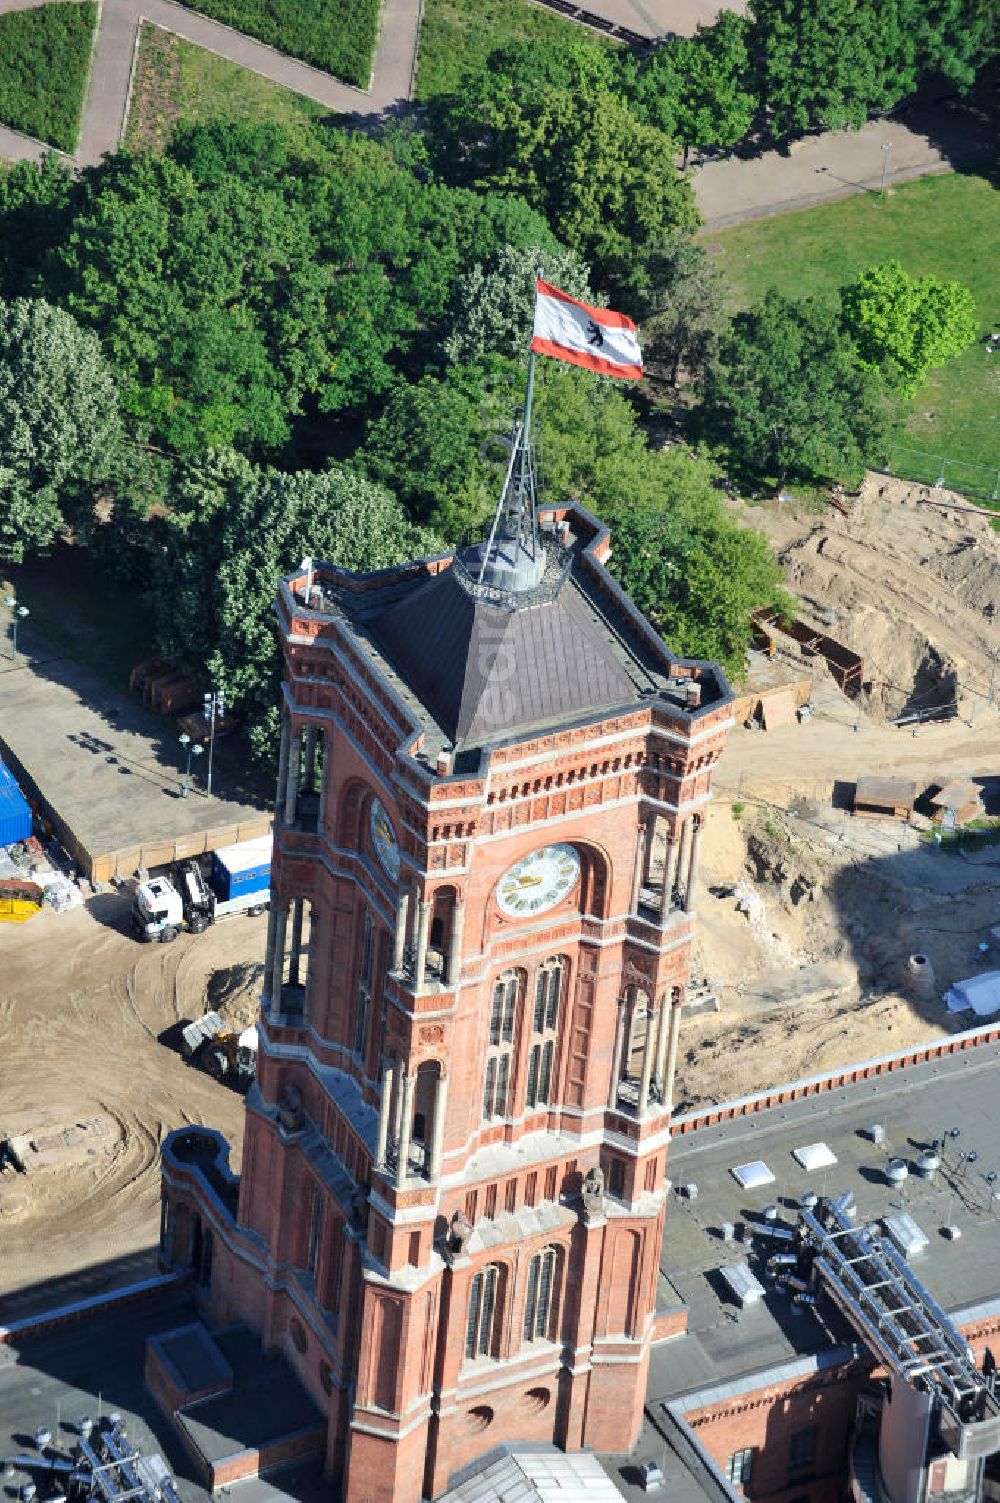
[3, 596, 29, 659]
[203, 689, 225, 798]
[879, 140, 893, 198]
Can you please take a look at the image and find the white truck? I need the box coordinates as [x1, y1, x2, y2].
[131, 834, 271, 942]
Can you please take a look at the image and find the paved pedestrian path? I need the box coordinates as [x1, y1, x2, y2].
[0, 0, 423, 166]
[0, 0, 982, 238]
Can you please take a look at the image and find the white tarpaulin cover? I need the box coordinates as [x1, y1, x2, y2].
[944, 970, 1000, 1016]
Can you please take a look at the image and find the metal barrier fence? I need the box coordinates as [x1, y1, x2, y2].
[882, 445, 1000, 505]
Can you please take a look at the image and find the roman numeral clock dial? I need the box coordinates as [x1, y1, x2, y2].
[496, 844, 581, 918]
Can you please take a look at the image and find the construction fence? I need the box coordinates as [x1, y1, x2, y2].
[882, 445, 1000, 507]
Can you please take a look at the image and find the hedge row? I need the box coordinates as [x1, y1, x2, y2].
[176, 0, 380, 87]
[0, 1, 97, 153]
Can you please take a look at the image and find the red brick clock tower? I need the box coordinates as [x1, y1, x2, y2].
[160, 438, 733, 1502]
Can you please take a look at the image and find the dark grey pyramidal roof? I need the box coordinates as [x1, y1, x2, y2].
[372, 554, 637, 748]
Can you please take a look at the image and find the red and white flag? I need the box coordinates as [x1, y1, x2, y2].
[530, 278, 643, 380]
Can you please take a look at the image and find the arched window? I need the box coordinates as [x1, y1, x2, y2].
[465, 1264, 501, 1361]
[523, 1246, 559, 1343]
[483, 970, 518, 1120]
[526, 958, 564, 1109]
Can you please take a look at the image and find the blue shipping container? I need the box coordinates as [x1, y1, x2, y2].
[211, 835, 272, 903]
[0, 758, 31, 847]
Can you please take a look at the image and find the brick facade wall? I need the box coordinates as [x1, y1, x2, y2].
[159, 515, 732, 1502]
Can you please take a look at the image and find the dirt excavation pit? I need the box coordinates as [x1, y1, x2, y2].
[749, 474, 1000, 722]
[678, 793, 1000, 1113]
[0, 895, 266, 1303]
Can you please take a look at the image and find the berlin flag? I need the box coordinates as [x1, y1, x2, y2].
[530, 278, 643, 380]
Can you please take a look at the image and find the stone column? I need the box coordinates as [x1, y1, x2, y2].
[375, 1061, 394, 1170]
[674, 819, 690, 908]
[642, 815, 655, 887]
[392, 890, 410, 974]
[630, 820, 648, 915]
[414, 900, 431, 990]
[653, 991, 671, 1092]
[685, 817, 703, 915]
[269, 907, 288, 1018]
[660, 836, 677, 919]
[608, 996, 627, 1109]
[282, 727, 300, 826]
[275, 714, 291, 813]
[288, 897, 304, 987]
[396, 1073, 415, 1186]
[663, 998, 683, 1112]
[428, 1074, 448, 1180]
[391, 1058, 404, 1143]
[262, 893, 279, 1000]
[638, 1003, 659, 1115]
[445, 900, 465, 987]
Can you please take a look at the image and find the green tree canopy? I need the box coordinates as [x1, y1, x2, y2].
[606, 451, 788, 679]
[629, 12, 758, 158]
[150, 452, 442, 761]
[428, 37, 697, 292]
[840, 259, 978, 395]
[0, 121, 571, 462]
[442, 243, 592, 365]
[749, 0, 929, 135]
[0, 298, 130, 563]
[706, 288, 891, 487]
[633, 230, 726, 386]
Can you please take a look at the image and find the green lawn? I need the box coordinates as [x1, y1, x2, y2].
[174, 0, 377, 86]
[126, 24, 331, 153]
[702, 172, 1000, 484]
[0, 0, 96, 152]
[416, 0, 606, 99]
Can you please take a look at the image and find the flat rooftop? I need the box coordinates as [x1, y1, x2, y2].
[0, 632, 267, 879]
[0, 1290, 327, 1503]
[655, 1042, 1000, 1407]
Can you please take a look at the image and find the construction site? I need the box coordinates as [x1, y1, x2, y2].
[0, 473, 999, 1310]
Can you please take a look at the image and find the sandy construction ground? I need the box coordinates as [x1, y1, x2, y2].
[675, 475, 1000, 1111]
[0, 896, 264, 1307]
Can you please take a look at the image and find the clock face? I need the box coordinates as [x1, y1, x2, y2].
[497, 844, 581, 919]
[370, 797, 400, 882]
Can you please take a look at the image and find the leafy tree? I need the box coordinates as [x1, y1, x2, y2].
[748, 0, 919, 136]
[840, 259, 977, 395]
[362, 368, 500, 539]
[634, 230, 726, 385]
[0, 153, 75, 300]
[629, 12, 758, 161]
[0, 298, 130, 563]
[706, 289, 891, 486]
[7, 122, 563, 460]
[442, 243, 591, 364]
[150, 453, 441, 762]
[605, 450, 787, 678]
[428, 37, 697, 292]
